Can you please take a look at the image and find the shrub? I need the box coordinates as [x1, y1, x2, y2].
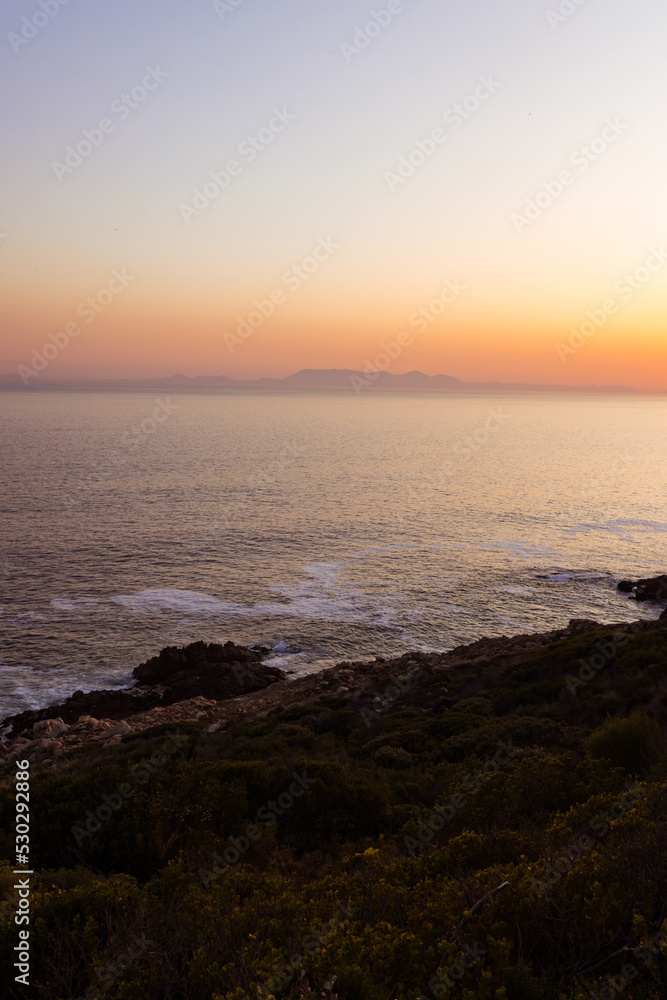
[372, 746, 417, 770]
[454, 695, 493, 716]
[584, 712, 663, 774]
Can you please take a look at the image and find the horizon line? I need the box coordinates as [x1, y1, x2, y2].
[0, 368, 664, 394]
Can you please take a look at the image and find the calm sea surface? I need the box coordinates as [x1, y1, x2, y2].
[1, 390, 665, 719]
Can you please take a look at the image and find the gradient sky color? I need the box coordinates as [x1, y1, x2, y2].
[1, 0, 667, 388]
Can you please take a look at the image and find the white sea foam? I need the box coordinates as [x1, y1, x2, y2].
[395, 628, 445, 653]
[350, 543, 445, 557]
[110, 590, 242, 614]
[458, 540, 562, 559]
[108, 558, 411, 628]
[271, 639, 301, 654]
[606, 519, 667, 532]
[0, 663, 135, 721]
[263, 651, 311, 672]
[537, 570, 612, 583]
[51, 597, 100, 611]
[564, 519, 667, 538]
[494, 615, 538, 630]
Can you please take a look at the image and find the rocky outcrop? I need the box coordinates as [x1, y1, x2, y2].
[617, 574, 667, 602]
[3, 641, 284, 739]
[33, 718, 69, 739]
[443, 618, 614, 664]
[3, 601, 666, 765]
[4, 687, 160, 737]
[132, 640, 284, 705]
[8, 715, 133, 763]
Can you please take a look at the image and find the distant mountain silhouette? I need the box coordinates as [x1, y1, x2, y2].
[0, 369, 645, 394]
[165, 373, 237, 384]
[261, 369, 463, 388]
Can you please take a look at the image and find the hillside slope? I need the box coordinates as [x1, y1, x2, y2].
[1, 609, 666, 999]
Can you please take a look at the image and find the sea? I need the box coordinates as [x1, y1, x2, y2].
[1, 389, 665, 720]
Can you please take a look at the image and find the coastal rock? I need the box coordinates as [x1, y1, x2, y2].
[33, 718, 69, 739]
[8, 688, 158, 734]
[617, 574, 667, 602]
[133, 640, 256, 682]
[73, 717, 100, 729]
[5, 735, 66, 761]
[103, 720, 132, 739]
[2, 640, 283, 738]
[132, 640, 285, 705]
[564, 618, 604, 632]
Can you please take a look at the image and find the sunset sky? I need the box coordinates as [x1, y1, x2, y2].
[1, 0, 666, 389]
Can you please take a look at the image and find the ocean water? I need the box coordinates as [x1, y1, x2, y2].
[1, 389, 666, 719]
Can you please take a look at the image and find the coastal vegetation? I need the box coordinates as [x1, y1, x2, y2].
[1, 612, 666, 999]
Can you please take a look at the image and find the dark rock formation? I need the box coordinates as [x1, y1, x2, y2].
[133, 640, 284, 705]
[4, 688, 157, 737]
[617, 574, 667, 602]
[3, 640, 284, 737]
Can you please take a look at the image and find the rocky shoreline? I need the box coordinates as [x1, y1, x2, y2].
[5, 573, 665, 1000]
[2, 640, 285, 735]
[2, 575, 665, 771]
[617, 572, 667, 601]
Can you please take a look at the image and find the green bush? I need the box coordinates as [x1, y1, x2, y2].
[371, 746, 417, 769]
[454, 696, 494, 716]
[584, 712, 663, 773]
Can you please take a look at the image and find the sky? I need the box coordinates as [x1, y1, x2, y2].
[1, 0, 666, 389]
